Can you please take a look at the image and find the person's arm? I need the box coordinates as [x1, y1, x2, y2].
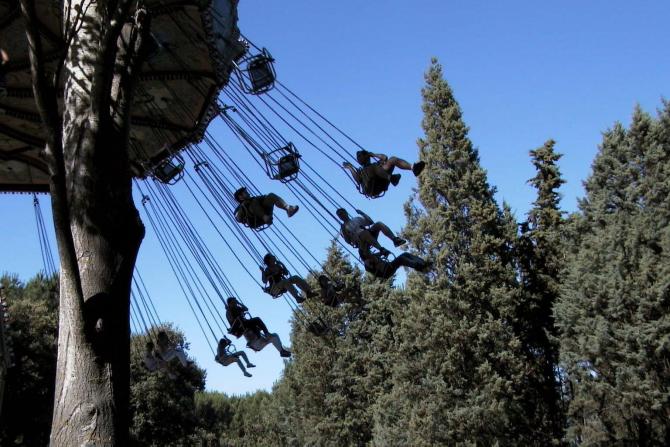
[369, 152, 388, 162]
[0, 48, 8, 64]
[279, 262, 289, 276]
[261, 267, 268, 283]
[356, 209, 373, 225]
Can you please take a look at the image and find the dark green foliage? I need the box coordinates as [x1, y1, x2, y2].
[129, 325, 206, 446]
[556, 104, 670, 444]
[195, 390, 282, 446]
[0, 273, 58, 447]
[516, 139, 567, 443]
[374, 59, 534, 445]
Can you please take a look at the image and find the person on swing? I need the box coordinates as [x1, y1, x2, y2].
[225, 297, 291, 358]
[343, 150, 425, 196]
[214, 336, 255, 377]
[233, 187, 299, 229]
[261, 253, 315, 303]
[336, 208, 405, 254]
[358, 244, 431, 279]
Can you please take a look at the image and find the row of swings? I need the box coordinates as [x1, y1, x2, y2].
[132, 35, 429, 377]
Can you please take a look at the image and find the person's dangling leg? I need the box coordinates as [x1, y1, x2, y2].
[235, 350, 255, 368]
[265, 193, 298, 217]
[395, 253, 430, 272]
[268, 333, 291, 357]
[369, 222, 406, 247]
[290, 276, 315, 299]
[384, 156, 425, 176]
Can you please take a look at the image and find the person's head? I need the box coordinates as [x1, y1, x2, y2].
[335, 208, 349, 222]
[218, 337, 230, 347]
[318, 275, 329, 287]
[356, 150, 371, 165]
[234, 187, 250, 203]
[263, 253, 277, 265]
[146, 341, 154, 351]
[227, 297, 239, 307]
[157, 331, 168, 342]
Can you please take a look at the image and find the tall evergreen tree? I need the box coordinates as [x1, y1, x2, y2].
[516, 139, 566, 442]
[374, 59, 535, 445]
[556, 105, 670, 444]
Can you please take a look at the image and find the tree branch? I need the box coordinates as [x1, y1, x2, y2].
[20, 0, 84, 305]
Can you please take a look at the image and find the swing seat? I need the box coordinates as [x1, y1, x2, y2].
[153, 155, 185, 185]
[307, 319, 329, 337]
[357, 173, 388, 199]
[234, 204, 271, 231]
[235, 48, 276, 95]
[265, 143, 301, 183]
[263, 285, 286, 299]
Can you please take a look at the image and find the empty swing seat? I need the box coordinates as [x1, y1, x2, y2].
[235, 49, 276, 95]
[152, 155, 185, 185]
[264, 143, 301, 183]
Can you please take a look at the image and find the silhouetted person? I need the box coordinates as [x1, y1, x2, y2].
[343, 150, 425, 197]
[214, 337, 255, 377]
[233, 187, 298, 229]
[261, 253, 315, 303]
[225, 297, 291, 358]
[336, 208, 405, 254]
[358, 245, 431, 279]
[155, 330, 192, 367]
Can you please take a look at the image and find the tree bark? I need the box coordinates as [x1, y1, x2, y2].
[20, 1, 147, 444]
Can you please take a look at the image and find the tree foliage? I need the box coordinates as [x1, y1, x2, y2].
[556, 104, 670, 445]
[0, 273, 58, 446]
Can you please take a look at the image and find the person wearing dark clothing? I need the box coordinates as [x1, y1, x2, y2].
[214, 337, 255, 377]
[225, 297, 291, 357]
[358, 245, 431, 279]
[336, 208, 405, 252]
[343, 150, 425, 197]
[233, 187, 298, 229]
[261, 253, 315, 303]
[317, 274, 362, 307]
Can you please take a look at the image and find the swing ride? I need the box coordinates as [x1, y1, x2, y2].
[1, 0, 431, 376]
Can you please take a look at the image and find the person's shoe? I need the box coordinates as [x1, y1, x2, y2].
[307, 289, 318, 298]
[420, 261, 433, 272]
[412, 161, 426, 176]
[287, 205, 299, 217]
[247, 363, 256, 368]
[393, 237, 406, 247]
[295, 295, 305, 304]
[390, 174, 401, 186]
[244, 371, 252, 377]
[279, 349, 292, 358]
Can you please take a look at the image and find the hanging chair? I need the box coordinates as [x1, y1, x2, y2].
[234, 47, 276, 95]
[355, 164, 390, 199]
[152, 153, 185, 185]
[307, 318, 329, 337]
[233, 202, 271, 231]
[263, 142, 301, 183]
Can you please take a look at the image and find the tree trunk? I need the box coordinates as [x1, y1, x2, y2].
[38, 1, 147, 444]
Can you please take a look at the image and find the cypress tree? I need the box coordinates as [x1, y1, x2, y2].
[556, 104, 670, 444]
[373, 59, 534, 445]
[516, 139, 566, 443]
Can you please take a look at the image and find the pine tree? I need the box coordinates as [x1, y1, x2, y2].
[516, 139, 566, 443]
[556, 104, 670, 444]
[373, 59, 535, 445]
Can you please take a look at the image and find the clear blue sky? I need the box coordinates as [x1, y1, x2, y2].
[1, 0, 668, 395]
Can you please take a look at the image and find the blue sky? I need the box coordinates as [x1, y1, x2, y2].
[1, 0, 668, 395]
